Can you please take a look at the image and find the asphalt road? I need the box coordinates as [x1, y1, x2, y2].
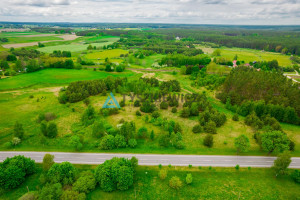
[1, 151, 300, 168]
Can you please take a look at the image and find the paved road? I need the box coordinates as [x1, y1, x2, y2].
[0, 151, 299, 168]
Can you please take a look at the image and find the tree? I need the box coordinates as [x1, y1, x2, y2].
[203, 134, 213, 147]
[212, 49, 221, 56]
[150, 130, 155, 140]
[169, 176, 183, 190]
[40, 121, 48, 136]
[152, 111, 160, 119]
[47, 122, 58, 138]
[47, 162, 77, 185]
[128, 138, 137, 148]
[94, 157, 135, 192]
[180, 65, 187, 75]
[234, 134, 250, 153]
[61, 190, 86, 200]
[81, 105, 96, 126]
[192, 124, 202, 133]
[72, 171, 96, 193]
[232, 114, 239, 121]
[99, 135, 115, 150]
[13, 121, 24, 139]
[87, 45, 93, 50]
[39, 183, 62, 200]
[272, 151, 291, 176]
[43, 154, 54, 171]
[160, 101, 168, 109]
[115, 134, 126, 148]
[180, 107, 190, 118]
[159, 134, 170, 147]
[186, 173, 193, 184]
[261, 131, 290, 154]
[159, 169, 167, 180]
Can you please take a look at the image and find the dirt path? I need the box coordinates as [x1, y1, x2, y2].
[0, 86, 62, 96]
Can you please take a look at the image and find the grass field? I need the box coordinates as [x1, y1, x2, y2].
[37, 37, 119, 53]
[0, 31, 51, 37]
[85, 49, 128, 60]
[1, 165, 299, 200]
[0, 68, 134, 91]
[4, 36, 63, 44]
[206, 62, 231, 75]
[196, 45, 293, 67]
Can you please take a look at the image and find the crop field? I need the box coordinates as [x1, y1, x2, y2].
[197, 45, 293, 66]
[0, 68, 134, 91]
[3, 36, 63, 44]
[1, 165, 299, 200]
[37, 37, 119, 53]
[85, 49, 128, 60]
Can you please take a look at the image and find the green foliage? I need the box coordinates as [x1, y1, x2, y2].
[192, 124, 203, 133]
[43, 154, 54, 171]
[92, 120, 105, 138]
[39, 183, 62, 200]
[204, 121, 217, 134]
[235, 165, 240, 170]
[47, 122, 58, 138]
[72, 171, 96, 194]
[61, 190, 86, 200]
[69, 135, 83, 151]
[136, 110, 142, 116]
[137, 127, 148, 139]
[0, 155, 36, 189]
[159, 169, 167, 180]
[99, 135, 115, 150]
[152, 111, 160, 119]
[47, 162, 77, 185]
[169, 176, 183, 190]
[171, 107, 177, 113]
[232, 113, 239, 121]
[203, 134, 213, 148]
[115, 134, 126, 148]
[291, 170, 300, 184]
[150, 130, 155, 140]
[212, 49, 221, 56]
[186, 173, 193, 184]
[94, 157, 135, 192]
[261, 131, 290, 154]
[128, 138, 137, 148]
[272, 151, 291, 176]
[159, 134, 170, 147]
[140, 100, 156, 113]
[81, 105, 96, 126]
[234, 134, 250, 153]
[13, 121, 24, 139]
[160, 101, 168, 109]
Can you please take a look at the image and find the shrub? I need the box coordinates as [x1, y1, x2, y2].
[137, 127, 148, 139]
[115, 134, 126, 148]
[169, 176, 182, 190]
[128, 139, 137, 148]
[119, 100, 125, 107]
[180, 107, 190, 118]
[159, 134, 170, 147]
[203, 134, 213, 147]
[186, 173, 193, 184]
[136, 110, 142, 116]
[159, 169, 167, 180]
[151, 111, 160, 119]
[99, 135, 115, 150]
[171, 107, 177, 113]
[192, 124, 203, 133]
[47, 162, 77, 185]
[47, 122, 58, 138]
[11, 137, 21, 146]
[291, 169, 300, 184]
[204, 121, 217, 134]
[232, 114, 239, 121]
[235, 165, 240, 170]
[174, 140, 185, 149]
[13, 121, 24, 139]
[134, 100, 141, 107]
[150, 130, 155, 140]
[72, 171, 96, 193]
[160, 101, 168, 109]
[44, 112, 56, 121]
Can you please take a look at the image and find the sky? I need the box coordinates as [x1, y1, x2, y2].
[0, 0, 299, 25]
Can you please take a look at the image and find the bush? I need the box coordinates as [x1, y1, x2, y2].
[134, 100, 141, 107]
[174, 140, 185, 149]
[11, 137, 21, 146]
[171, 107, 177, 113]
[13, 121, 24, 139]
[232, 114, 239, 121]
[180, 107, 190, 118]
[291, 169, 300, 184]
[115, 134, 126, 148]
[72, 171, 96, 194]
[235, 165, 240, 170]
[159, 169, 167, 180]
[47, 122, 58, 138]
[160, 101, 168, 109]
[128, 139, 137, 148]
[186, 173, 193, 184]
[119, 100, 125, 107]
[47, 162, 77, 185]
[136, 110, 142, 116]
[99, 135, 115, 150]
[44, 112, 56, 121]
[159, 134, 170, 147]
[192, 124, 203, 133]
[169, 176, 183, 190]
[204, 121, 217, 134]
[151, 111, 160, 119]
[203, 134, 213, 147]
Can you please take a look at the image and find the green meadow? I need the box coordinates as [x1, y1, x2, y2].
[0, 68, 134, 91]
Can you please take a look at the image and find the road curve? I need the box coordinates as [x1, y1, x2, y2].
[0, 151, 299, 168]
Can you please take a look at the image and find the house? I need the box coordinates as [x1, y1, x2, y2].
[233, 60, 237, 67]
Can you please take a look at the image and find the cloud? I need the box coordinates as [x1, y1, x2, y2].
[0, 0, 299, 25]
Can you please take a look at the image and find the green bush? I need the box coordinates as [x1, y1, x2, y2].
[169, 176, 183, 190]
[203, 134, 213, 147]
[99, 135, 115, 150]
[192, 124, 203, 133]
[128, 138, 137, 148]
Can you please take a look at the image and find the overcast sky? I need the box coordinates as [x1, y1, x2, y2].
[0, 0, 299, 25]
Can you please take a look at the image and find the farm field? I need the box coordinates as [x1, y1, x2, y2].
[85, 49, 128, 60]
[197, 45, 293, 67]
[37, 37, 119, 53]
[0, 68, 134, 91]
[1, 165, 299, 200]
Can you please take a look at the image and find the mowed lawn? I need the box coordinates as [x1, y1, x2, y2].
[38, 37, 120, 53]
[0, 68, 134, 91]
[2, 165, 299, 200]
